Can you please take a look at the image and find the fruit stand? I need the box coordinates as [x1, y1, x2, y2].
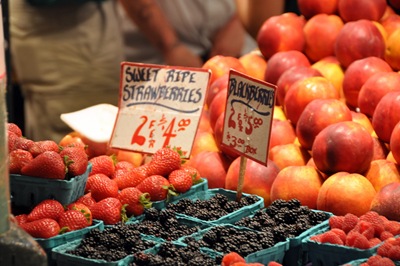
[3, 0, 400, 265]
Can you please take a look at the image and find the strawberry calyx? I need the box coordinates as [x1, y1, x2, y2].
[120, 204, 129, 224]
[59, 226, 69, 235]
[191, 173, 203, 185]
[140, 193, 153, 209]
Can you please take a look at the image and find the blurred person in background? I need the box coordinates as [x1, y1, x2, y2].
[9, 0, 124, 142]
[118, 0, 259, 67]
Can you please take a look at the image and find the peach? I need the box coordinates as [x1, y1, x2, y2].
[269, 143, 311, 170]
[372, 91, 400, 143]
[238, 51, 268, 81]
[269, 119, 297, 149]
[334, 20, 386, 69]
[358, 72, 400, 117]
[364, 159, 400, 192]
[372, 136, 390, 160]
[351, 111, 374, 135]
[385, 28, 400, 71]
[208, 87, 227, 130]
[338, 0, 387, 22]
[342, 56, 392, 108]
[317, 172, 376, 216]
[273, 105, 287, 121]
[312, 121, 374, 175]
[276, 65, 322, 106]
[190, 130, 219, 157]
[270, 165, 324, 209]
[206, 74, 229, 109]
[303, 14, 344, 63]
[225, 157, 280, 207]
[202, 55, 246, 85]
[213, 113, 239, 160]
[297, 0, 338, 19]
[380, 14, 400, 37]
[311, 56, 345, 97]
[257, 13, 306, 60]
[370, 182, 400, 221]
[296, 98, 352, 150]
[390, 120, 400, 164]
[284, 76, 339, 125]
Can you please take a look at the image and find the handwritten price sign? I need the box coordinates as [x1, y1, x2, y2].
[221, 70, 276, 165]
[110, 62, 210, 157]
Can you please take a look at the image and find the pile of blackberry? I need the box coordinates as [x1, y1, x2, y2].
[182, 225, 276, 257]
[131, 241, 222, 266]
[132, 208, 201, 241]
[165, 193, 260, 221]
[235, 198, 330, 242]
[66, 223, 156, 262]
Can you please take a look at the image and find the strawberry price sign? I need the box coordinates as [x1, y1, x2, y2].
[221, 70, 276, 165]
[110, 62, 210, 157]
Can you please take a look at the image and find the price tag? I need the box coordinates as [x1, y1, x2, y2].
[110, 62, 210, 157]
[221, 70, 276, 165]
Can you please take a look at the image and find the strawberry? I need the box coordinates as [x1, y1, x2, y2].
[86, 173, 119, 202]
[58, 209, 89, 233]
[114, 167, 149, 190]
[27, 199, 65, 222]
[114, 161, 135, 172]
[67, 202, 93, 225]
[147, 147, 182, 176]
[75, 192, 97, 209]
[7, 131, 19, 152]
[29, 140, 60, 157]
[14, 214, 29, 226]
[221, 252, 245, 266]
[267, 263, 283, 266]
[13, 136, 35, 151]
[9, 149, 33, 174]
[20, 218, 60, 239]
[89, 155, 116, 177]
[136, 175, 170, 201]
[60, 146, 89, 177]
[118, 187, 152, 217]
[21, 151, 67, 179]
[7, 123, 23, 137]
[91, 197, 125, 225]
[168, 169, 193, 193]
[180, 164, 202, 183]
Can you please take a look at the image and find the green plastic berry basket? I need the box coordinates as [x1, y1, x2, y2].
[151, 178, 208, 210]
[10, 163, 92, 209]
[167, 188, 264, 225]
[302, 227, 382, 266]
[177, 223, 289, 264]
[35, 219, 104, 266]
[340, 258, 400, 266]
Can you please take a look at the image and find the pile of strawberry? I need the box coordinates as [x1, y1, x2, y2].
[7, 123, 89, 180]
[75, 146, 202, 224]
[221, 252, 282, 266]
[310, 211, 400, 249]
[14, 199, 93, 239]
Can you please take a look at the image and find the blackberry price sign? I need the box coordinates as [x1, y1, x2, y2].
[221, 69, 276, 165]
[110, 62, 210, 157]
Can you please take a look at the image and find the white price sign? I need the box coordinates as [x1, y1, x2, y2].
[110, 62, 210, 157]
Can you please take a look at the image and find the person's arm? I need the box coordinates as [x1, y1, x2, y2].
[119, 0, 203, 67]
[235, 0, 285, 39]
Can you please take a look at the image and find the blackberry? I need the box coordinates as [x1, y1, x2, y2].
[286, 198, 301, 209]
[144, 207, 160, 221]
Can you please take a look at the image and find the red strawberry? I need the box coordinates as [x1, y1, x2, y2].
[9, 149, 33, 174]
[58, 209, 89, 233]
[27, 199, 65, 222]
[91, 197, 124, 225]
[14, 136, 35, 151]
[21, 151, 66, 179]
[136, 175, 170, 201]
[329, 215, 344, 230]
[147, 147, 182, 176]
[86, 173, 119, 202]
[221, 252, 245, 266]
[113, 167, 148, 190]
[75, 193, 97, 209]
[29, 140, 60, 157]
[14, 214, 29, 226]
[7, 123, 22, 137]
[89, 154, 116, 177]
[342, 213, 359, 233]
[168, 169, 193, 193]
[60, 146, 89, 176]
[67, 202, 93, 225]
[319, 231, 344, 245]
[118, 187, 152, 216]
[180, 164, 202, 183]
[7, 131, 19, 152]
[114, 161, 135, 172]
[267, 262, 283, 266]
[20, 218, 60, 239]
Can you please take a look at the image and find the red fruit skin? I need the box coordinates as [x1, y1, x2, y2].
[168, 169, 193, 193]
[58, 209, 89, 232]
[148, 147, 182, 176]
[118, 187, 150, 216]
[319, 231, 344, 245]
[91, 197, 122, 225]
[7, 131, 19, 152]
[21, 151, 66, 179]
[14, 137, 35, 151]
[27, 199, 65, 222]
[29, 140, 60, 157]
[20, 218, 60, 239]
[87, 174, 119, 202]
[180, 165, 201, 182]
[221, 252, 245, 266]
[14, 214, 29, 226]
[67, 202, 93, 225]
[60, 146, 89, 176]
[76, 193, 97, 209]
[113, 167, 148, 190]
[136, 175, 170, 201]
[7, 123, 23, 137]
[9, 149, 33, 174]
[89, 155, 115, 177]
